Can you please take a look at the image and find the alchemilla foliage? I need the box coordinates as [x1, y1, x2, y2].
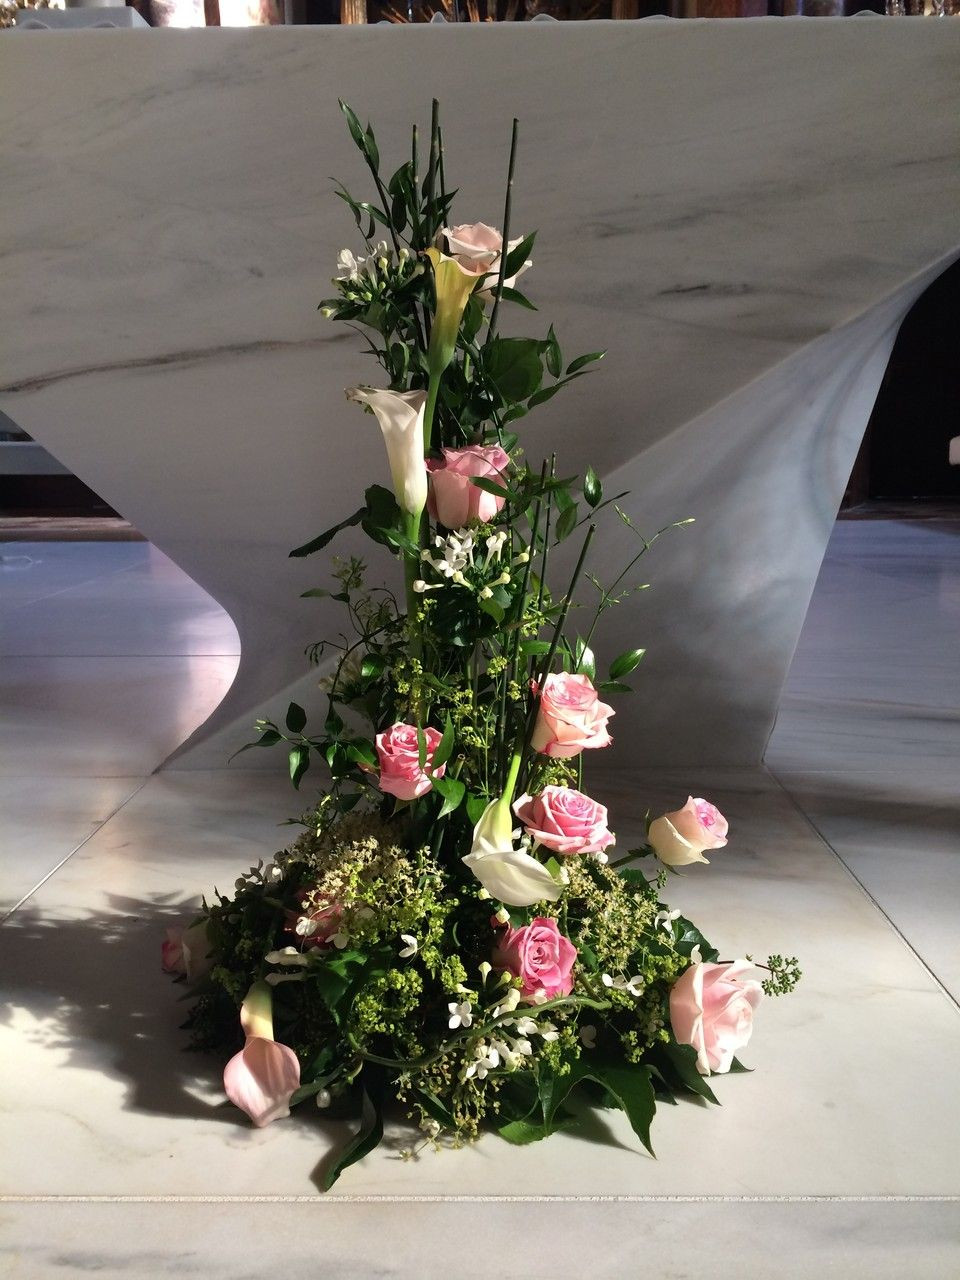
[167, 103, 799, 1190]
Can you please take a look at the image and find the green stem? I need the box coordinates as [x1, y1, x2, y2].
[424, 373, 442, 453]
[487, 117, 519, 342]
[347, 992, 611, 1073]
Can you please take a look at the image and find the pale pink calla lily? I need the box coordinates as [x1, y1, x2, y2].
[223, 981, 301, 1128]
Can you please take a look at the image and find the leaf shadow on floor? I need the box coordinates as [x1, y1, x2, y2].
[0, 893, 341, 1145]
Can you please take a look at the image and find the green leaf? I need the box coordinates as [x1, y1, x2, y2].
[300, 588, 331, 599]
[430, 715, 456, 771]
[320, 1087, 384, 1191]
[360, 653, 386, 682]
[465, 792, 487, 826]
[289, 507, 364, 558]
[416, 725, 427, 770]
[596, 680, 634, 695]
[498, 1119, 552, 1145]
[430, 774, 465, 818]
[544, 324, 562, 379]
[573, 637, 596, 680]
[346, 739, 377, 769]
[584, 466, 602, 508]
[566, 350, 606, 375]
[484, 336, 544, 403]
[502, 230, 536, 280]
[500, 286, 538, 312]
[609, 648, 646, 680]
[727, 1057, 753, 1074]
[555, 503, 579, 543]
[656, 1042, 719, 1105]
[285, 702, 307, 735]
[339, 100, 368, 153]
[470, 476, 515, 502]
[597, 1064, 657, 1156]
[288, 745, 309, 789]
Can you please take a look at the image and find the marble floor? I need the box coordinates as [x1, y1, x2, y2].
[1, 526, 958, 1278]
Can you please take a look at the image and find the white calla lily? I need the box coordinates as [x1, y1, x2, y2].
[462, 798, 561, 907]
[346, 386, 428, 518]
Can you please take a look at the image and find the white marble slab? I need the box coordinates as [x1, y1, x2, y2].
[2, 1199, 959, 1280]
[1, 24, 958, 768]
[767, 518, 960, 999]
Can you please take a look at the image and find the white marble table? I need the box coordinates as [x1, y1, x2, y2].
[1, 22, 959, 775]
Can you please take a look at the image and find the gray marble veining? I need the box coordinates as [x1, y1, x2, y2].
[1, 23, 959, 770]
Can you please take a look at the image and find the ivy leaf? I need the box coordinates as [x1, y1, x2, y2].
[584, 466, 602, 508]
[609, 648, 646, 680]
[288, 745, 310, 789]
[289, 507, 364, 558]
[285, 702, 307, 735]
[320, 1087, 384, 1191]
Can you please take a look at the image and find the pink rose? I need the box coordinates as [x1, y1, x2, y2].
[441, 221, 532, 295]
[530, 672, 614, 758]
[648, 796, 728, 867]
[513, 786, 615, 857]
[669, 960, 763, 1076]
[375, 722, 445, 801]
[160, 920, 211, 982]
[426, 445, 511, 529]
[492, 916, 577, 1002]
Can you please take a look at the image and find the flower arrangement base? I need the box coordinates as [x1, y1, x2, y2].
[163, 100, 798, 1190]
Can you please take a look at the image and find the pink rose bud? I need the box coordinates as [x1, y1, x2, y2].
[375, 722, 445, 801]
[223, 1037, 302, 1128]
[513, 786, 615, 856]
[530, 672, 614, 758]
[648, 796, 728, 867]
[441, 222, 532, 295]
[426, 445, 511, 529]
[669, 960, 763, 1076]
[492, 916, 577, 1002]
[160, 920, 211, 982]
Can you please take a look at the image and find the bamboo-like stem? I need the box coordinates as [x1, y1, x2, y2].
[486, 117, 519, 341]
[502, 461, 547, 785]
[425, 99, 441, 243]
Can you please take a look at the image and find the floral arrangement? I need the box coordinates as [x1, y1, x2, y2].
[163, 102, 799, 1189]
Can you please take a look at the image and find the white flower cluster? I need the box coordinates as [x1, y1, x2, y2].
[325, 242, 422, 313]
[414, 529, 529, 599]
[454, 981, 560, 1083]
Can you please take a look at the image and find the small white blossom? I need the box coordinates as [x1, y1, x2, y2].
[539, 1021, 560, 1043]
[478, 961, 493, 981]
[690, 944, 703, 965]
[295, 916, 320, 938]
[448, 1001, 473, 1030]
[493, 907, 510, 925]
[329, 931, 350, 950]
[592, 851, 610, 866]
[512, 1016, 538, 1037]
[264, 947, 309, 967]
[398, 934, 418, 959]
[655, 908, 682, 934]
[464, 1042, 500, 1080]
[316, 1088, 332, 1109]
[626, 975, 644, 998]
[336, 248, 364, 281]
[420, 1118, 441, 1139]
[580, 1024, 598, 1049]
